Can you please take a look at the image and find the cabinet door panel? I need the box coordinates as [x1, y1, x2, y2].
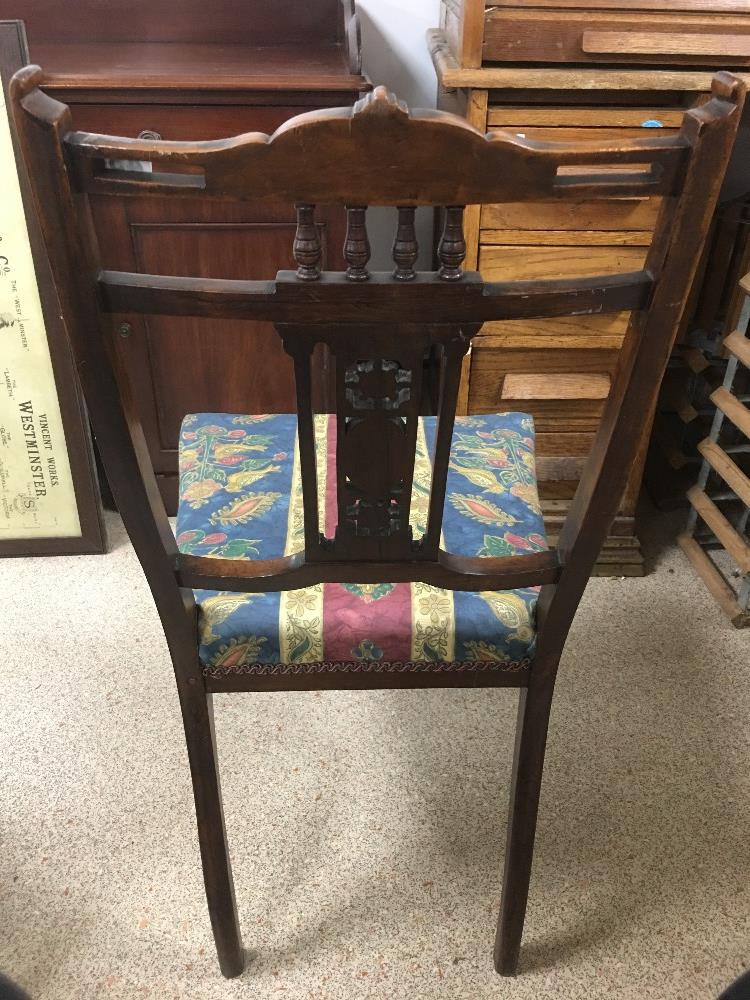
[70, 103, 311, 141]
[89, 189, 345, 496]
[129, 222, 322, 456]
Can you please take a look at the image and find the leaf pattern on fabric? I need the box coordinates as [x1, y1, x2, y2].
[286, 615, 322, 662]
[462, 640, 515, 663]
[447, 464, 506, 494]
[209, 635, 269, 668]
[342, 582, 395, 603]
[175, 528, 261, 559]
[478, 532, 546, 557]
[449, 494, 518, 527]
[225, 466, 282, 493]
[414, 621, 450, 661]
[198, 593, 262, 643]
[449, 424, 538, 499]
[351, 639, 384, 660]
[476, 591, 535, 646]
[210, 493, 281, 526]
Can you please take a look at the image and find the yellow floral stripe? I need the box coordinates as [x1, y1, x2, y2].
[315, 413, 329, 531]
[410, 421, 455, 661]
[279, 416, 327, 663]
[409, 416, 432, 539]
[284, 419, 302, 557]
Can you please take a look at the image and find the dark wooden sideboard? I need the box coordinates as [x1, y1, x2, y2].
[2, 0, 368, 511]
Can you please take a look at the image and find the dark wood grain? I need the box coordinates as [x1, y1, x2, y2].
[10, 67, 744, 980]
[392, 206, 418, 281]
[8, 0, 342, 46]
[97, 268, 655, 323]
[176, 539, 560, 593]
[43, 80, 692, 205]
[293, 204, 322, 281]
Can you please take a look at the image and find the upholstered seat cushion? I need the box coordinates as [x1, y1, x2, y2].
[176, 412, 547, 677]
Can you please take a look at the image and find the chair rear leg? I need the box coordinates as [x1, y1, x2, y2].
[179, 686, 244, 978]
[494, 674, 555, 976]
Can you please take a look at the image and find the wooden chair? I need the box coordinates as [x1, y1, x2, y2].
[10, 67, 743, 978]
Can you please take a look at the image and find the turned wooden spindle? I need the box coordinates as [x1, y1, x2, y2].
[293, 204, 322, 281]
[344, 205, 371, 281]
[438, 205, 466, 281]
[392, 206, 418, 281]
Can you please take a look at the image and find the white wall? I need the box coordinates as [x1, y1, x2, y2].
[355, 0, 443, 266]
[356, 0, 442, 109]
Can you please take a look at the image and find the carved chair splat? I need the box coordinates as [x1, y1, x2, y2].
[10, 70, 744, 979]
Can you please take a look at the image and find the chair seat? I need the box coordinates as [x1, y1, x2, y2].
[176, 412, 548, 678]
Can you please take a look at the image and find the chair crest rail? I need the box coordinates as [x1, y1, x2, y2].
[11, 66, 703, 205]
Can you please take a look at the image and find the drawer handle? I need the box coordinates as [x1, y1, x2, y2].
[582, 31, 750, 58]
[137, 129, 162, 141]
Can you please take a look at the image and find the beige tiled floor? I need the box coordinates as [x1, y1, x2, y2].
[1, 509, 749, 999]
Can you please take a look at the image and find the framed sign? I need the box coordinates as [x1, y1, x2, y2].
[0, 20, 105, 555]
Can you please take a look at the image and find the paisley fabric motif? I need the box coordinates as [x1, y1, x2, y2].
[176, 412, 547, 674]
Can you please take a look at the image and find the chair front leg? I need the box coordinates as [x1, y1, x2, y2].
[494, 671, 556, 976]
[179, 685, 244, 978]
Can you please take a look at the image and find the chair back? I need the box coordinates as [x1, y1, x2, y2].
[10, 70, 744, 665]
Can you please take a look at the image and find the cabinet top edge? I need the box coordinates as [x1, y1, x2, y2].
[33, 42, 369, 94]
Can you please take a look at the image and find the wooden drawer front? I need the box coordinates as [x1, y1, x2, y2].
[481, 198, 661, 235]
[482, 106, 682, 235]
[468, 345, 617, 432]
[478, 312, 631, 351]
[485, 1, 750, 9]
[482, 8, 750, 65]
[478, 243, 648, 282]
[69, 104, 307, 141]
[478, 241, 646, 346]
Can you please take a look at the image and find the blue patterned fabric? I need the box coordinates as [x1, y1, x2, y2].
[176, 413, 547, 675]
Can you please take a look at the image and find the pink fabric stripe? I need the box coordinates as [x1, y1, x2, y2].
[323, 583, 413, 661]
[321, 414, 412, 661]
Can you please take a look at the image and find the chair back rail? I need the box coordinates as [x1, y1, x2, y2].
[96, 269, 654, 323]
[9, 67, 745, 622]
[63, 90, 689, 204]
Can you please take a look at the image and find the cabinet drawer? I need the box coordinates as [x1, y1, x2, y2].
[481, 199, 661, 235]
[478, 243, 648, 282]
[482, 105, 679, 235]
[482, 7, 750, 65]
[69, 103, 307, 141]
[478, 312, 631, 350]
[468, 344, 616, 431]
[477, 241, 646, 346]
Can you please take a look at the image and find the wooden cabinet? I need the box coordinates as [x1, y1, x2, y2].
[431, 0, 750, 573]
[2, 0, 367, 511]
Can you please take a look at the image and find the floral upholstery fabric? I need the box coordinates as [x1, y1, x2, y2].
[176, 412, 547, 677]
